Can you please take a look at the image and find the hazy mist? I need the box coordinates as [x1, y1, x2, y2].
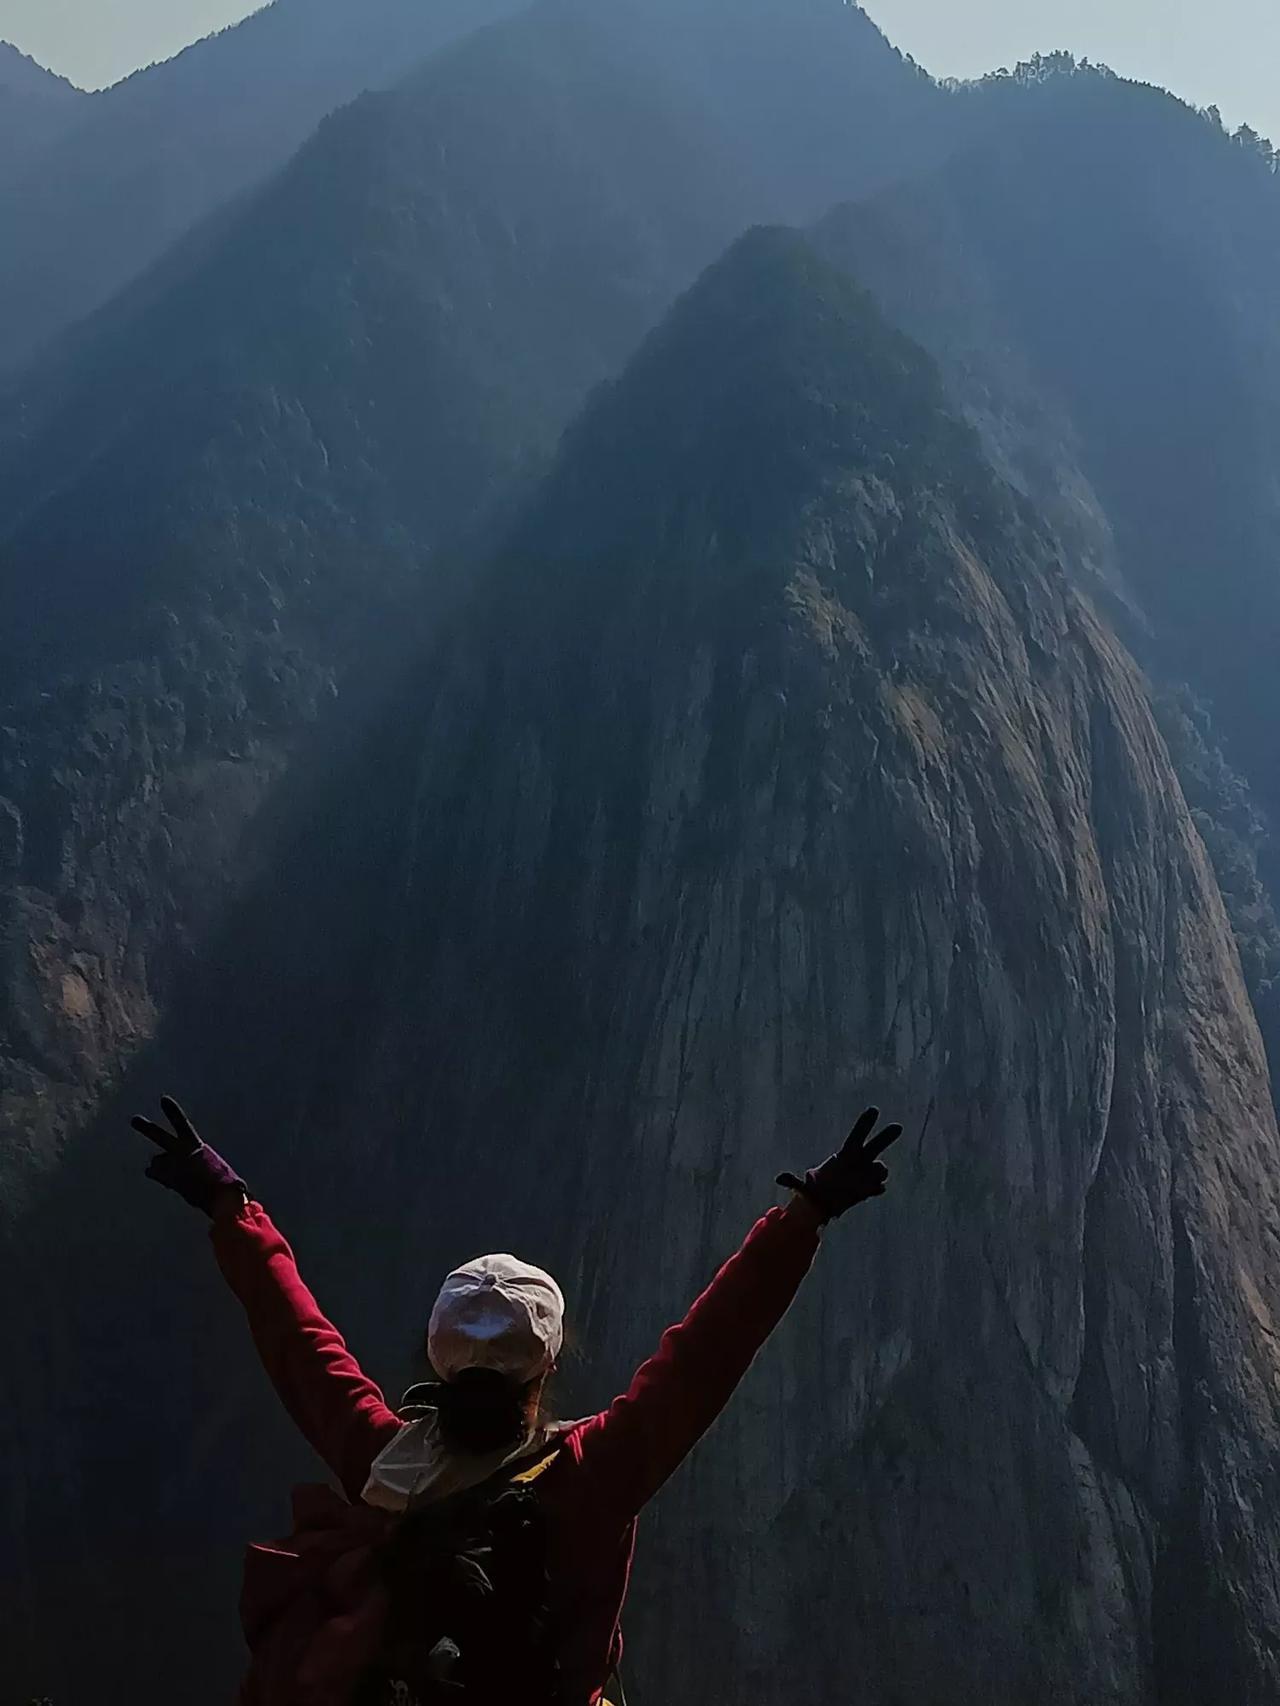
[3, 0, 1278, 143]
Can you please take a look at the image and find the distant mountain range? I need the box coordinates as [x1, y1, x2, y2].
[3, 7, 1280, 1705]
[0, 0, 534, 369]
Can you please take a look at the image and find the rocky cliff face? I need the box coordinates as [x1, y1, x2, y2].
[343, 226, 1280, 1706]
[811, 59, 1280, 1072]
[11, 229, 1280, 1704]
[813, 61, 1280, 905]
[0, 0, 950, 1214]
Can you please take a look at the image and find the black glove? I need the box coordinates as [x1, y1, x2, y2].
[778, 1106, 903, 1220]
[131, 1096, 247, 1217]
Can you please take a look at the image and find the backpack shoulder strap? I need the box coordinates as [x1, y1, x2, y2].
[507, 1445, 564, 1488]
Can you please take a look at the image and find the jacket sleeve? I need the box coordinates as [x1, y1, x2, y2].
[210, 1200, 404, 1501]
[568, 1203, 821, 1522]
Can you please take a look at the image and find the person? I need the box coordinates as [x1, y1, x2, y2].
[131, 1096, 904, 1706]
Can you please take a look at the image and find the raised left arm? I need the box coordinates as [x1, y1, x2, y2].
[132, 1096, 402, 1499]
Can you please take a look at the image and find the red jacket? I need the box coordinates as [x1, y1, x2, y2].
[212, 1199, 822, 1705]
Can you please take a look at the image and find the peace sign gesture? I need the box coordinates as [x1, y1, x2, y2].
[778, 1106, 904, 1221]
[131, 1096, 247, 1217]
[132, 1094, 202, 1159]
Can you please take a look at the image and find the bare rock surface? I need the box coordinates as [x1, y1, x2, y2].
[9, 230, 1278, 1704]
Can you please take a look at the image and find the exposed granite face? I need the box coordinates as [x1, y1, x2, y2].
[0, 626, 335, 1211]
[338, 234, 1280, 1706]
[0, 0, 945, 1226]
[812, 119, 1280, 1099]
[6, 231, 1280, 1704]
[810, 77, 1280, 928]
[14, 229, 1278, 1705]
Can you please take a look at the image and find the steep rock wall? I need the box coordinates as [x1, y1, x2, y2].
[8, 232, 1279, 1704]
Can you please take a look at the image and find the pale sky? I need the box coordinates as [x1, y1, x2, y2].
[2, 0, 1278, 141]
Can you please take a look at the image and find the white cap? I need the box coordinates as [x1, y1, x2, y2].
[427, 1254, 565, 1384]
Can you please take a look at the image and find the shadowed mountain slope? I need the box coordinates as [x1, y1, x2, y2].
[0, 0, 527, 369]
[0, 0, 947, 1207]
[10, 227, 1279, 1706]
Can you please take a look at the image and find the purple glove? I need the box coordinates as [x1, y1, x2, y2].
[131, 1096, 246, 1217]
[778, 1106, 903, 1220]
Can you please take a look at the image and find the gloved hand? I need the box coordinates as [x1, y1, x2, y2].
[131, 1096, 247, 1217]
[778, 1106, 903, 1221]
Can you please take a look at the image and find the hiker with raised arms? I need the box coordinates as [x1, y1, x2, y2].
[131, 1095, 905, 1706]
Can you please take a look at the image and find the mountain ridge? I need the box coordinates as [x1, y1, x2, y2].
[338, 222, 1280, 1706]
[5, 17, 1280, 1706]
[812, 54, 1280, 1036]
[27, 222, 1276, 1706]
[0, 0, 529, 370]
[0, 0, 955, 1222]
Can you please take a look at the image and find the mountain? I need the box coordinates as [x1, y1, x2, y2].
[0, 1, 730, 1212]
[0, 0, 949, 1212]
[0, 41, 84, 181]
[0, 0, 953, 375]
[12, 226, 1280, 1705]
[813, 58, 1280, 1014]
[0, 34, 954, 1684]
[584, 0, 947, 223]
[0, 0, 528, 371]
[7, 15, 1280, 1705]
[319, 226, 1280, 1706]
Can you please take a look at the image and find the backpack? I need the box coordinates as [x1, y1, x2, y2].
[357, 1445, 564, 1706]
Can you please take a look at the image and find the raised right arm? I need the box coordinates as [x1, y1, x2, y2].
[566, 1107, 904, 1525]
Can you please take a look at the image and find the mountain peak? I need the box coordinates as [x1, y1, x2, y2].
[528, 225, 984, 565]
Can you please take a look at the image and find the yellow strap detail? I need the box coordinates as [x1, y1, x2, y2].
[509, 1448, 562, 1486]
